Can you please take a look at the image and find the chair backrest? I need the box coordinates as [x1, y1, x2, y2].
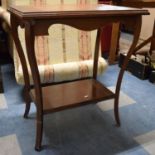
[2, 0, 99, 63]
[2, 0, 102, 83]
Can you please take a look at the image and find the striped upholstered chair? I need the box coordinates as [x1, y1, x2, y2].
[0, 0, 107, 86]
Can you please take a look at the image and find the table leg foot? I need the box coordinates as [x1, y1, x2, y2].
[23, 101, 31, 118]
[35, 146, 42, 152]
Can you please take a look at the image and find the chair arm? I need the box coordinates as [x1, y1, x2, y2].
[0, 7, 11, 32]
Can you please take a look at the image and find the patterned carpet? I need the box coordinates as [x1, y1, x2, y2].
[0, 64, 155, 155]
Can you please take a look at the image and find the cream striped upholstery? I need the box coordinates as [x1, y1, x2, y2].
[1, 0, 108, 85]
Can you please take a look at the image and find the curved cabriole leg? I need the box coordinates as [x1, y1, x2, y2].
[25, 22, 44, 151]
[23, 101, 31, 118]
[114, 17, 142, 126]
[10, 15, 31, 119]
[23, 86, 31, 118]
[93, 29, 102, 79]
[35, 121, 43, 151]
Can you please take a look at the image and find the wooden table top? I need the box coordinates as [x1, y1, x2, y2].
[8, 4, 149, 19]
[113, 0, 155, 8]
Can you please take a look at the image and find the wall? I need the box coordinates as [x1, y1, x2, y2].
[140, 8, 155, 40]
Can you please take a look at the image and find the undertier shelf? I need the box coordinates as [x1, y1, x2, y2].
[30, 79, 115, 114]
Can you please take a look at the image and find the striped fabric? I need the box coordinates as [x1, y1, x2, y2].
[1, 0, 108, 85]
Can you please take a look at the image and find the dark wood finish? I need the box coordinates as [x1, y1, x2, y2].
[93, 29, 101, 79]
[113, 0, 155, 8]
[108, 22, 120, 64]
[10, 15, 32, 118]
[8, 4, 148, 151]
[31, 79, 115, 114]
[8, 4, 149, 19]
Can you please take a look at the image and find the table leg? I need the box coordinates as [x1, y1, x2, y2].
[24, 21, 43, 151]
[108, 22, 120, 64]
[114, 17, 142, 126]
[10, 15, 31, 118]
[93, 29, 102, 79]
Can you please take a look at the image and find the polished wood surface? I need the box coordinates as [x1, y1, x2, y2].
[9, 4, 148, 151]
[113, 0, 155, 8]
[9, 4, 148, 19]
[31, 79, 115, 114]
[109, 22, 120, 64]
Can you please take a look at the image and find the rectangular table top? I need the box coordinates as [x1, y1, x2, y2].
[8, 4, 149, 19]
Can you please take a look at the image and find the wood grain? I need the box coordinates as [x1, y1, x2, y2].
[9, 4, 148, 151]
[31, 79, 115, 114]
[8, 4, 149, 19]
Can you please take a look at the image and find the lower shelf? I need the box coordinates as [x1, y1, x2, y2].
[30, 79, 115, 114]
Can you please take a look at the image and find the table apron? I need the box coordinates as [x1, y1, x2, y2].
[19, 15, 141, 36]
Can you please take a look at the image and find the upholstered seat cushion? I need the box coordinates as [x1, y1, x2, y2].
[16, 57, 107, 84]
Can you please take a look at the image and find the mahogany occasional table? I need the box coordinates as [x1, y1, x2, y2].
[8, 4, 149, 151]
